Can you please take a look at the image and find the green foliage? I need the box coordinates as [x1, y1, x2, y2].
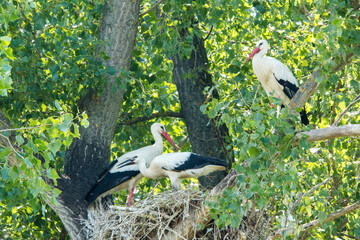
[1, 0, 105, 121]
[196, 0, 360, 238]
[0, 100, 85, 238]
[0, 0, 359, 239]
[0, 35, 14, 96]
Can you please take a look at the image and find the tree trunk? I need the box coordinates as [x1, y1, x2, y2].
[170, 32, 232, 189]
[50, 1, 140, 239]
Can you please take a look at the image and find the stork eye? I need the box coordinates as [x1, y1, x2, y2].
[258, 42, 263, 47]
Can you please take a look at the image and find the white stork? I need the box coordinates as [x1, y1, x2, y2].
[244, 39, 309, 125]
[123, 152, 227, 190]
[85, 123, 178, 206]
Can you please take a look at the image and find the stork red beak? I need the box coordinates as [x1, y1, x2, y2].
[244, 47, 260, 63]
[161, 132, 179, 151]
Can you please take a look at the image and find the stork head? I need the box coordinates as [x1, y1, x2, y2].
[151, 123, 179, 150]
[244, 39, 268, 63]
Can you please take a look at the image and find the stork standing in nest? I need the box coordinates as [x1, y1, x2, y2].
[244, 39, 309, 125]
[85, 123, 178, 206]
[124, 152, 227, 190]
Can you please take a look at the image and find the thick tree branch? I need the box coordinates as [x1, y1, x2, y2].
[295, 124, 360, 143]
[288, 50, 356, 115]
[288, 70, 320, 112]
[120, 111, 183, 125]
[267, 200, 360, 240]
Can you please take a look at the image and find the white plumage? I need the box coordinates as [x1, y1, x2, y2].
[125, 152, 227, 190]
[85, 123, 178, 206]
[245, 39, 309, 125]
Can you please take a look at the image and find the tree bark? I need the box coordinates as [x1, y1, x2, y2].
[49, 1, 140, 239]
[170, 32, 232, 189]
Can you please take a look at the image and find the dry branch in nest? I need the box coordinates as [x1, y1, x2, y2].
[85, 171, 272, 240]
[86, 189, 205, 240]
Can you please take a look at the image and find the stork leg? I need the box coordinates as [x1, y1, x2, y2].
[171, 185, 179, 192]
[128, 187, 134, 207]
[170, 178, 180, 192]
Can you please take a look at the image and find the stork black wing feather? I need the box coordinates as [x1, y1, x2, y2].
[168, 153, 227, 172]
[97, 159, 119, 181]
[273, 74, 310, 125]
[273, 73, 299, 99]
[85, 170, 140, 205]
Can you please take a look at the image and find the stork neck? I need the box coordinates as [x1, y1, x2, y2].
[254, 49, 266, 60]
[151, 129, 164, 153]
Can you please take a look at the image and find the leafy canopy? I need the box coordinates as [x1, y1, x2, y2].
[0, 0, 359, 239]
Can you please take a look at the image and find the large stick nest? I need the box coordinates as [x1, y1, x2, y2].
[85, 187, 271, 240]
[86, 189, 204, 239]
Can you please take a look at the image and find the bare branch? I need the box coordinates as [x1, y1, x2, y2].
[290, 178, 331, 212]
[120, 111, 183, 125]
[139, 0, 164, 17]
[267, 200, 360, 240]
[295, 124, 360, 143]
[333, 92, 360, 126]
[0, 124, 51, 133]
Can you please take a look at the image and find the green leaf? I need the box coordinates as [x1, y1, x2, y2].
[5, 48, 15, 60]
[200, 104, 207, 113]
[53, 188, 61, 196]
[0, 36, 11, 45]
[107, 66, 117, 75]
[254, 112, 263, 122]
[1, 166, 9, 179]
[229, 65, 240, 73]
[50, 168, 60, 180]
[355, 226, 360, 237]
[81, 118, 89, 128]
[48, 141, 61, 155]
[332, 18, 342, 26]
[73, 124, 80, 137]
[8, 167, 19, 181]
[15, 135, 25, 146]
[63, 113, 73, 126]
[28, 140, 39, 153]
[318, 211, 327, 223]
[237, 174, 246, 182]
[54, 100, 61, 110]
[0, 147, 12, 159]
[2, 63, 11, 72]
[57, 122, 69, 133]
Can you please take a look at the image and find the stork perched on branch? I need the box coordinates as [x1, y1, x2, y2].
[244, 39, 309, 125]
[85, 123, 178, 206]
[124, 152, 228, 190]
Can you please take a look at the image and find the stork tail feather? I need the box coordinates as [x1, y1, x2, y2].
[300, 107, 309, 125]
